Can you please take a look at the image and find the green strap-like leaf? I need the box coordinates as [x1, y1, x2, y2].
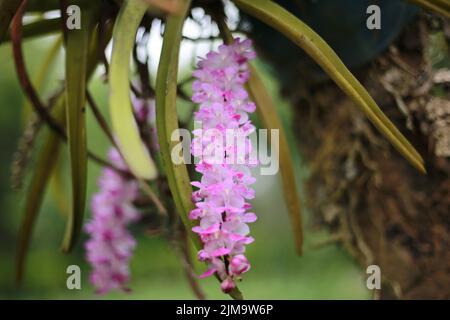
[0, 0, 21, 42]
[109, 0, 157, 180]
[155, 0, 243, 300]
[16, 99, 64, 283]
[233, 0, 426, 174]
[247, 64, 304, 255]
[16, 7, 112, 266]
[50, 149, 69, 218]
[16, 11, 110, 270]
[155, 0, 195, 241]
[26, 0, 60, 12]
[217, 20, 304, 255]
[2, 18, 61, 44]
[61, 3, 94, 253]
[22, 35, 62, 123]
[408, 0, 450, 18]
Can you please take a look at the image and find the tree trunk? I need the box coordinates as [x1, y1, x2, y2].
[251, 13, 450, 299]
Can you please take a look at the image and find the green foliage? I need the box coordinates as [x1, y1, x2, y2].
[233, 0, 426, 174]
[4, 0, 442, 299]
[109, 0, 157, 180]
[2, 18, 60, 43]
[155, 0, 195, 242]
[62, 2, 95, 253]
[408, 0, 450, 18]
[16, 100, 64, 283]
[247, 64, 304, 256]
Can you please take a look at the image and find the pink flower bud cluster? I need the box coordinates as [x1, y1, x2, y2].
[85, 94, 158, 294]
[189, 38, 258, 293]
[85, 148, 140, 294]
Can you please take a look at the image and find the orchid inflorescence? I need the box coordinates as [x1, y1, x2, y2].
[189, 38, 258, 293]
[85, 39, 259, 294]
[9, 0, 430, 300]
[85, 95, 157, 294]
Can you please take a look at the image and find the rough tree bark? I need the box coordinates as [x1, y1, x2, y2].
[251, 12, 450, 299]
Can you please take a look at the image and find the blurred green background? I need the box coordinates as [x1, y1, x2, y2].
[0, 33, 370, 300]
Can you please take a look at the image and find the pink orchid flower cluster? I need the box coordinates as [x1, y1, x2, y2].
[85, 148, 139, 294]
[85, 96, 156, 294]
[189, 38, 258, 293]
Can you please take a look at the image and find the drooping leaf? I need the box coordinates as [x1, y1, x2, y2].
[0, 0, 21, 42]
[61, 3, 95, 253]
[408, 0, 450, 18]
[49, 148, 69, 218]
[155, 0, 195, 241]
[16, 99, 65, 283]
[22, 35, 62, 124]
[15, 4, 113, 269]
[216, 20, 305, 255]
[247, 64, 304, 255]
[155, 0, 243, 300]
[233, 0, 426, 174]
[26, 0, 60, 12]
[2, 18, 61, 44]
[109, 0, 157, 180]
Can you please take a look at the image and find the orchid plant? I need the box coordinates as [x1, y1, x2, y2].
[2, 0, 447, 299]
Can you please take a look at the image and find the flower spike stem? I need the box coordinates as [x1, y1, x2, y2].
[155, 0, 243, 300]
[217, 18, 304, 255]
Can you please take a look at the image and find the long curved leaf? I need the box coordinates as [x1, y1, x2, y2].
[16, 99, 64, 283]
[26, 0, 59, 12]
[247, 64, 304, 255]
[216, 19, 304, 255]
[408, 0, 450, 18]
[2, 18, 61, 44]
[155, 0, 195, 242]
[155, 0, 243, 300]
[50, 149, 69, 217]
[16, 9, 112, 264]
[22, 35, 62, 123]
[217, 18, 303, 255]
[61, 3, 94, 253]
[233, 0, 426, 174]
[109, 0, 157, 180]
